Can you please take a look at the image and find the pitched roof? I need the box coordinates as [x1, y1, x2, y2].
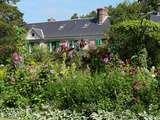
[150, 15, 160, 22]
[26, 18, 110, 40]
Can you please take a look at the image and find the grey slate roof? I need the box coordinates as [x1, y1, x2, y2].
[150, 15, 160, 22]
[26, 18, 110, 40]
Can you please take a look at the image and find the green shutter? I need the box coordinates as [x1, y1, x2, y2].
[69, 40, 74, 48]
[96, 39, 99, 46]
[96, 39, 102, 46]
[99, 39, 102, 45]
[48, 41, 52, 52]
[55, 41, 60, 48]
[48, 41, 51, 48]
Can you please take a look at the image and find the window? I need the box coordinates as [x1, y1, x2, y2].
[82, 23, 90, 28]
[32, 33, 35, 37]
[69, 41, 75, 48]
[58, 24, 66, 30]
[96, 39, 103, 46]
[55, 41, 60, 48]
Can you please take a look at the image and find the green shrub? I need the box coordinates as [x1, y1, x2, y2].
[110, 20, 160, 66]
[0, 52, 159, 115]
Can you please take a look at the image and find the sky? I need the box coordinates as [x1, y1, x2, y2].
[17, 0, 134, 23]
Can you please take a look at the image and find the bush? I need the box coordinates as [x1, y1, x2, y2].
[109, 20, 160, 66]
[0, 21, 16, 64]
[0, 108, 160, 120]
[0, 49, 159, 118]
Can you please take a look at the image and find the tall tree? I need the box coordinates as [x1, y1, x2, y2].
[0, 2, 23, 26]
[0, 0, 19, 4]
[0, 0, 24, 64]
[138, 0, 159, 12]
[80, 11, 97, 18]
[70, 10, 97, 20]
[108, 2, 142, 25]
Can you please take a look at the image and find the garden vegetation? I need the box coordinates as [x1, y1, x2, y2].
[0, 0, 160, 120]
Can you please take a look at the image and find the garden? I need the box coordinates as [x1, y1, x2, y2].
[0, 0, 160, 120]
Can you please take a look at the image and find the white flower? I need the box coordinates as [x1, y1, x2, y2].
[151, 74, 156, 78]
[0, 64, 4, 67]
[151, 66, 155, 71]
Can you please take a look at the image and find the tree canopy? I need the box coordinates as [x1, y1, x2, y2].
[70, 10, 97, 19]
[139, 0, 159, 11]
[108, 2, 142, 25]
[110, 20, 160, 66]
[71, 13, 78, 20]
[0, 0, 19, 4]
[0, 3, 23, 26]
[0, 0, 25, 64]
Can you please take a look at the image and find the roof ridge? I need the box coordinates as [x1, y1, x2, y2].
[32, 27, 42, 30]
[27, 17, 96, 25]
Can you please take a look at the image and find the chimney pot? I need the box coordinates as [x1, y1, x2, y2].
[48, 18, 56, 22]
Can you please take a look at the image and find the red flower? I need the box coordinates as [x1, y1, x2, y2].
[126, 58, 131, 64]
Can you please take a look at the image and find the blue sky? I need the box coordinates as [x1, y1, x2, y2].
[17, 0, 134, 23]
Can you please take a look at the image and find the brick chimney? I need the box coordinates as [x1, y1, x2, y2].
[48, 18, 56, 22]
[97, 8, 108, 25]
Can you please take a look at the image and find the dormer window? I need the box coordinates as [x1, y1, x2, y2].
[82, 23, 90, 28]
[58, 24, 66, 31]
[58, 26, 64, 30]
[32, 33, 35, 37]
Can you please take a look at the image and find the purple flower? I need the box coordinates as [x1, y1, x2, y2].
[101, 54, 109, 64]
[109, 53, 114, 58]
[102, 57, 109, 64]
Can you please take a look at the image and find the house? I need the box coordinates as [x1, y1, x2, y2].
[25, 8, 110, 52]
[148, 1, 160, 23]
[150, 14, 160, 22]
[150, 3, 160, 23]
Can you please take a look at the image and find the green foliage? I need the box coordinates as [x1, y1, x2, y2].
[108, 2, 142, 25]
[0, 56, 159, 113]
[0, 0, 159, 118]
[70, 13, 78, 19]
[110, 19, 160, 66]
[0, 21, 16, 64]
[80, 10, 97, 18]
[0, 108, 160, 120]
[140, 0, 159, 12]
[1, 108, 89, 120]
[0, 0, 25, 64]
[29, 45, 50, 63]
[70, 10, 97, 19]
[81, 45, 116, 73]
[0, 2, 23, 26]
[0, 45, 159, 119]
[0, 0, 19, 4]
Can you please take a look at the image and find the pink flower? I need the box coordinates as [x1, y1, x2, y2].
[12, 52, 23, 64]
[12, 52, 19, 62]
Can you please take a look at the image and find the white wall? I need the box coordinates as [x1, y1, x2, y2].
[26, 31, 40, 40]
